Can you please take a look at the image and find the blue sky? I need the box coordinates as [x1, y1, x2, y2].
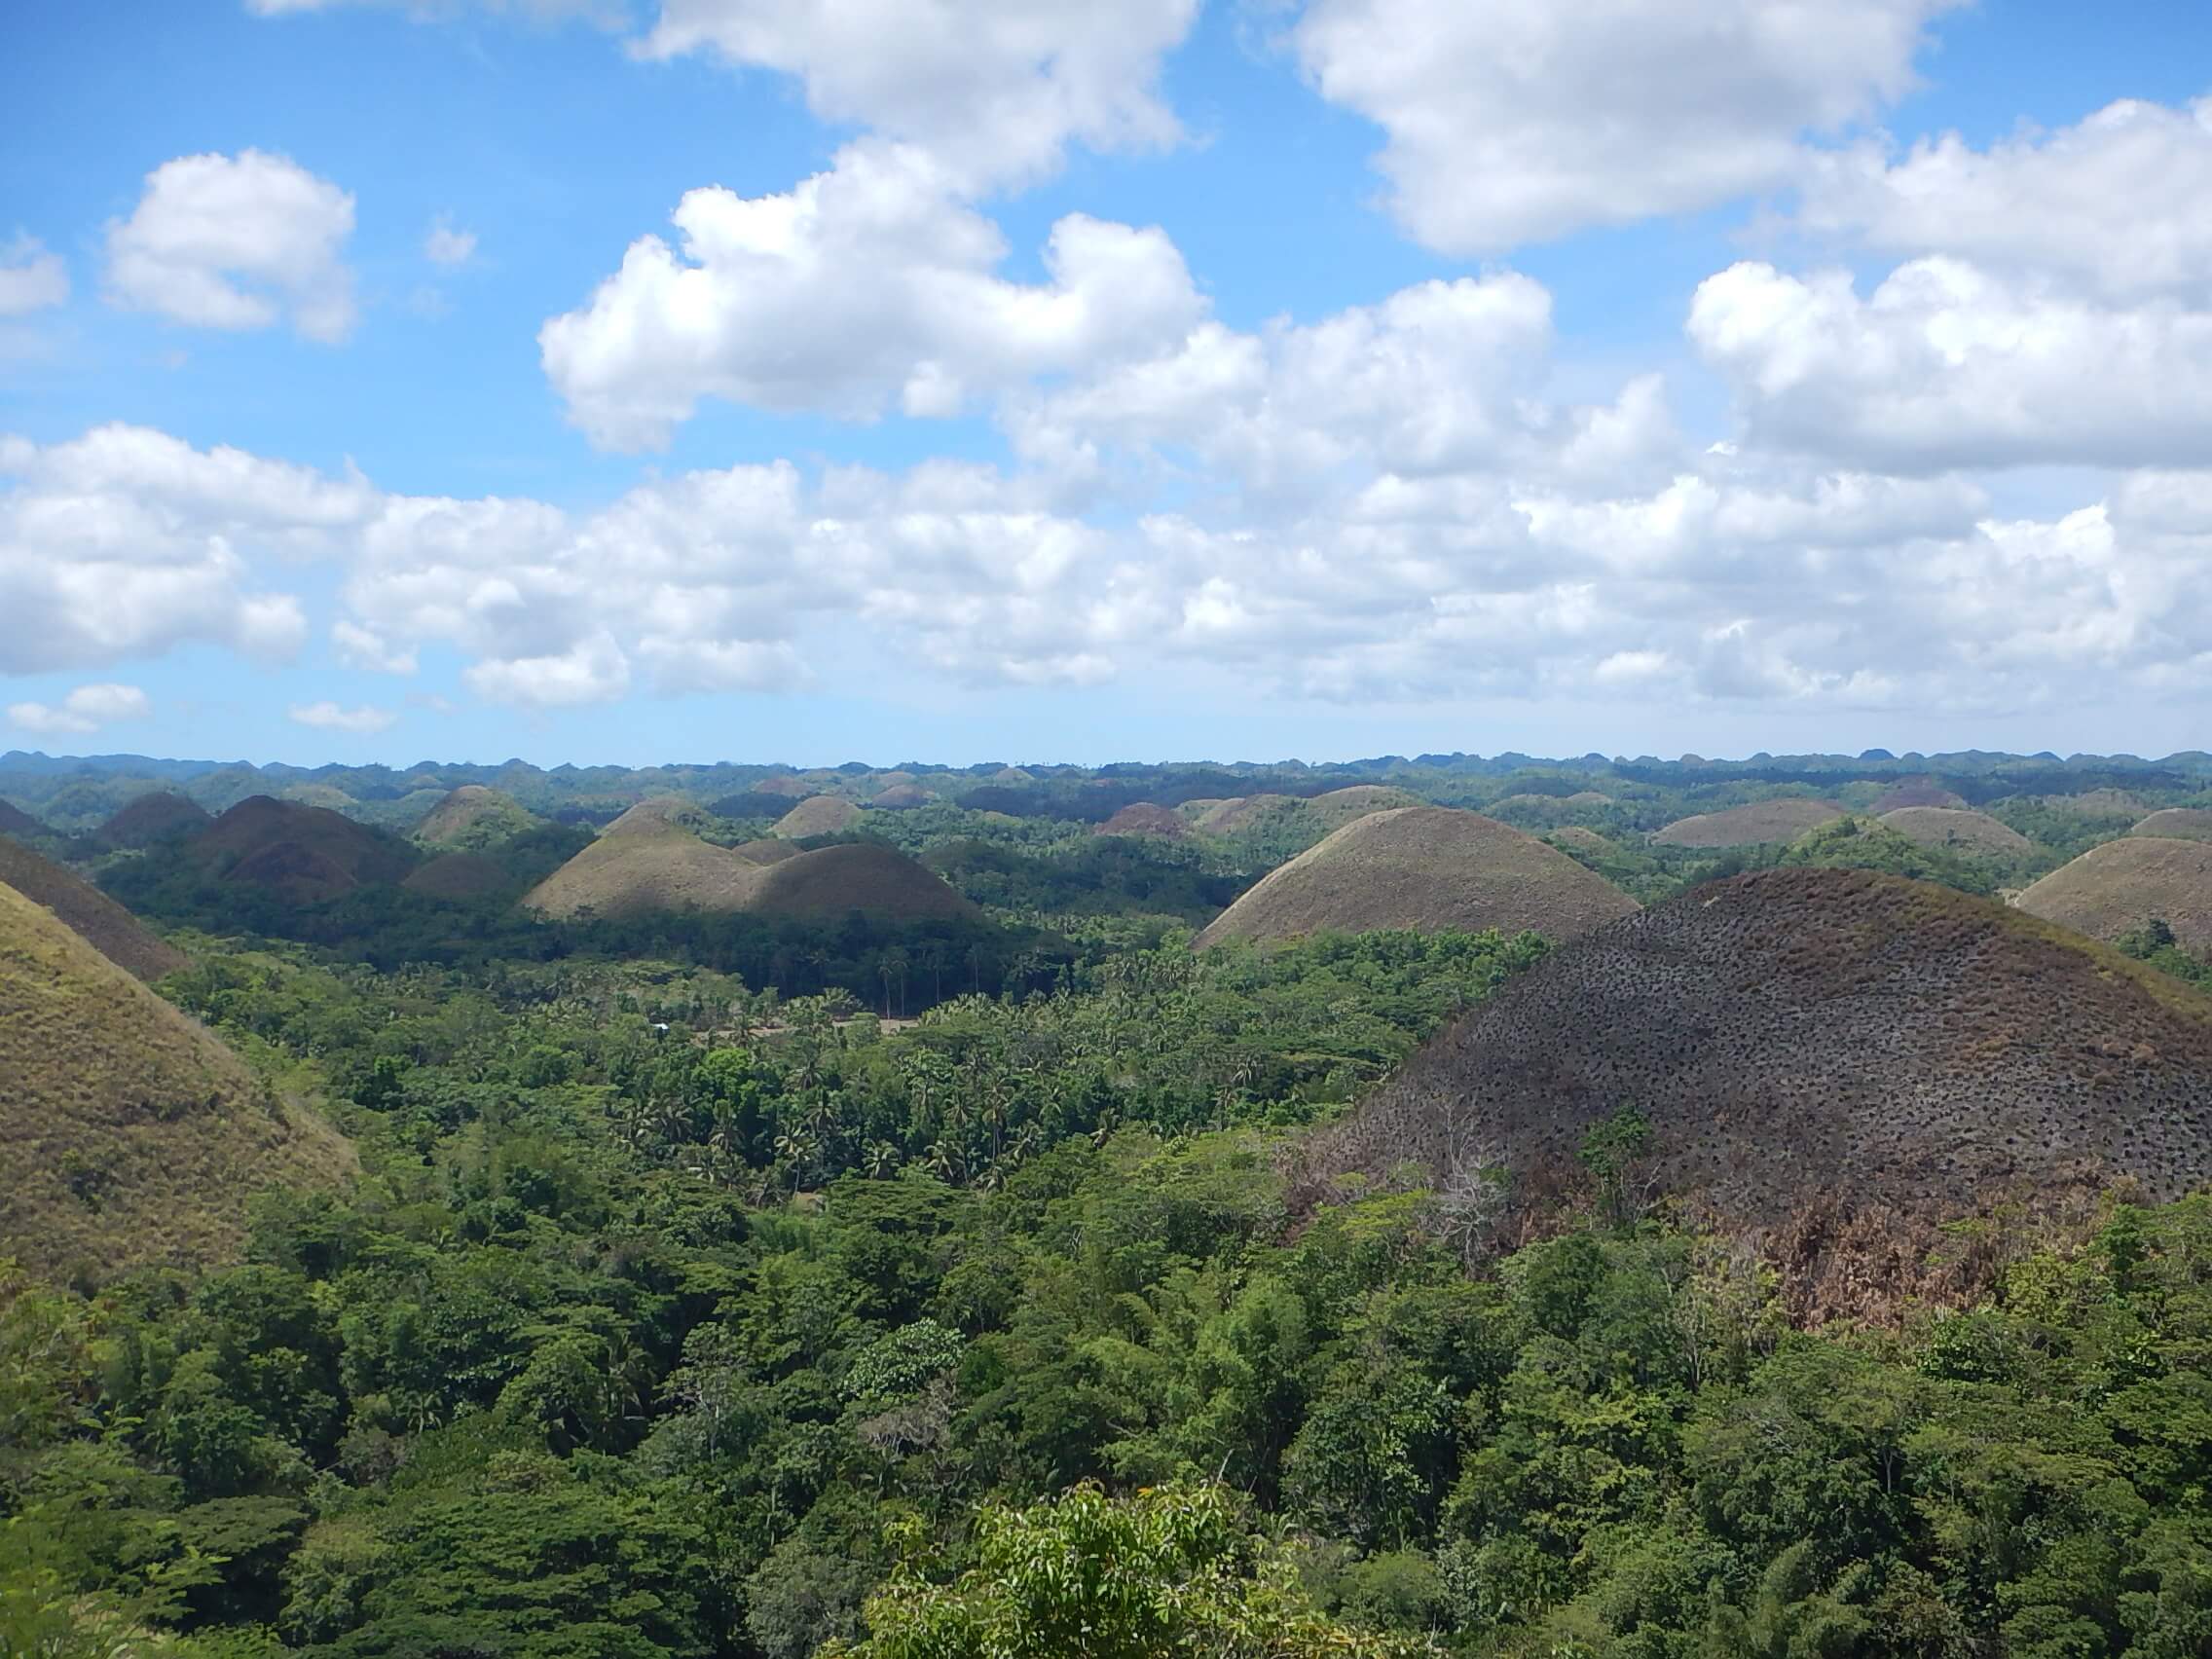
[4, 0, 2211, 765]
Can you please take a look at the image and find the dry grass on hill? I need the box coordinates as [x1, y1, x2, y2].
[1652, 799, 1845, 847]
[2017, 837, 2212, 951]
[775, 796, 863, 838]
[400, 851, 515, 902]
[604, 796, 717, 837]
[1095, 803, 1191, 839]
[1194, 806, 1638, 949]
[732, 838, 805, 866]
[0, 799, 44, 836]
[1196, 794, 1299, 832]
[413, 785, 539, 848]
[744, 842, 978, 923]
[1296, 867, 2212, 1319]
[1878, 806, 2035, 857]
[0, 837, 186, 980]
[1871, 780, 1968, 812]
[0, 882, 353, 1282]
[526, 826, 974, 923]
[99, 792, 212, 849]
[1306, 785, 1421, 827]
[868, 784, 935, 810]
[2133, 808, 2212, 842]
[189, 796, 416, 903]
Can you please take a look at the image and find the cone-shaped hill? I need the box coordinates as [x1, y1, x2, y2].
[99, 792, 212, 849]
[188, 796, 417, 903]
[604, 796, 718, 837]
[1872, 780, 1968, 812]
[775, 795, 862, 838]
[869, 784, 934, 810]
[401, 851, 517, 902]
[1652, 799, 1845, 847]
[1194, 807, 1638, 949]
[1096, 803, 1190, 839]
[1877, 806, 2034, 857]
[1297, 869, 2212, 1311]
[524, 824, 973, 923]
[1196, 794, 1299, 833]
[413, 784, 539, 848]
[0, 837, 186, 980]
[2133, 808, 2212, 842]
[1305, 785, 1421, 828]
[2017, 837, 2212, 951]
[0, 799, 46, 836]
[0, 882, 352, 1280]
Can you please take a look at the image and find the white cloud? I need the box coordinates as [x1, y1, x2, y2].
[6, 683, 151, 737]
[462, 632, 632, 706]
[1688, 257, 2212, 472]
[1798, 95, 2212, 300]
[1290, 0, 1955, 251]
[636, 0, 1198, 187]
[540, 140, 1203, 448]
[332, 619, 418, 674]
[0, 237, 69, 317]
[105, 150, 357, 342]
[424, 218, 478, 266]
[288, 700, 399, 733]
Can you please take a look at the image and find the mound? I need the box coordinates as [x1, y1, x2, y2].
[522, 829, 756, 920]
[1197, 794, 1299, 833]
[2017, 837, 2212, 952]
[1652, 799, 1844, 848]
[0, 883, 353, 1280]
[775, 796, 863, 838]
[869, 784, 934, 810]
[0, 799, 43, 836]
[1306, 785, 1421, 827]
[413, 785, 538, 848]
[1194, 807, 1638, 949]
[1300, 869, 2212, 1312]
[0, 838, 186, 980]
[1877, 807, 2034, 857]
[99, 793, 211, 849]
[190, 797, 416, 903]
[1095, 803, 1190, 839]
[279, 783, 358, 812]
[604, 796, 717, 838]
[400, 851, 514, 902]
[731, 838, 805, 866]
[745, 843, 979, 924]
[1872, 780, 1968, 812]
[2133, 808, 2212, 842]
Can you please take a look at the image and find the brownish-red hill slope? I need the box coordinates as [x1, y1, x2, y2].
[189, 796, 416, 902]
[0, 837, 186, 980]
[1297, 869, 2212, 1314]
[1652, 799, 1844, 847]
[99, 792, 212, 848]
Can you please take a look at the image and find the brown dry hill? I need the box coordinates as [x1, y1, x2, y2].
[0, 882, 353, 1281]
[869, 784, 935, 810]
[99, 793, 212, 849]
[413, 785, 539, 848]
[1298, 868, 2212, 1315]
[523, 826, 757, 919]
[732, 838, 805, 866]
[1096, 802, 1191, 839]
[605, 796, 717, 837]
[1652, 799, 1845, 847]
[0, 838, 186, 980]
[2017, 837, 2212, 952]
[1194, 807, 1638, 949]
[1878, 806, 2035, 858]
[401, 851, 515, 902]
[775, 795, 863, 838]
[1306, 785, 1421, 828]
[189, 796, 416, 903]
[1197, 794, 1299, 833]
[744, 843, 978, 923]
[1872, 780, 1968, 812]
[2133, 808, 2212, 842]
[0, 799, 43, 836]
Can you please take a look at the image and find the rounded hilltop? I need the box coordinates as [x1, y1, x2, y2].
[1877, 806, 2034, 857]
[187, 796, 416, 903]
[98, 791, 212, 849]
[1652, 799, 1844, 847]
[2016, 837, 2212, 951]
[775, 795, 863, 838]
[2133, 807, 2212, 842]
[1095, 802, 1190, 839]
[1194, 806, 1638, 948]
[413, 784, 539, 848]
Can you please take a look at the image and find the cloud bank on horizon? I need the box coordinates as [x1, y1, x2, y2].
[4, 0, 2211, 762]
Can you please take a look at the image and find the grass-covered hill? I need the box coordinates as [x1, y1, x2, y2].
[2017, 836, 2212, 951]
[1095, 802, 1190, 838]
[1871, 780, 1969, 811]
[1299, 867, 2212, 1312]
[2133, 807, 2212, 841]
[774, 794, 863, 837]
[1194, 806, 1638, 948]
[399, 849, 517, 901]
[1877, 805, 2035, 857]
[0, 835, 186, 980]
[188, 795, 417, 902]
[1652, 798, 1845, 847]
[742, 841, 978, 923]
[0, 882, 352, 1281]
[411, 783, 540, 848]
[0, 797, 46, 836]
[96, 790, 212, 848]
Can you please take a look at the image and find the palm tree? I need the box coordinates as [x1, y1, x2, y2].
[863, 1139, 900, 1179]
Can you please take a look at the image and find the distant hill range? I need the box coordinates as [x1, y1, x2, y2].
[1296, 869, 2212, 1318]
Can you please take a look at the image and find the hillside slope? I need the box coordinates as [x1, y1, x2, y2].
[774, 796, 862, 838]
[0, 883, 352, 1280]
[2017, 837, 2212, 950]
[523, 826, 757, 919]
[1195, 807, 1637, 948]
[1299, 869, 2212, 1311]
[745, 843, 979, 923]
[1652, 799, 1844, 847]
[1878, 806, 2035, 857]
[413, 785, 539, 848]
[2133, 808, 2212, 842]
[0, 837, 186, 980]
[189, 796, 416, 902]
[99, 792, 212, 848]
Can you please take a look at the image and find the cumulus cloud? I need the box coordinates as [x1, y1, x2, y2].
[1290, 0, 1955, 252]
[6, 683, 151, 737]
[541, 140, 1203, 447]
[1688, 257, 2212, 472]
[0, 237, 68, 316]
[424, 218, 478, 266]
[1798, 95, 2212, 300]
[105, 150, 357, 342]
[288, 699, 398, 732]
[332, 619, 418, 674]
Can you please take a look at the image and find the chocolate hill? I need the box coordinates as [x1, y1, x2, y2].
[0, 836, 186, 980]
[188, 796, 417, 903]
[0, 799, 45, 836]
[2017, 837, 2212, 952]
[1194, 807, 1638, 948]
[1096, 802, 1190, 839]
[1877, 806, 2034, 857]
[0, 882, 352, 1280]
[1652, 799, 1844, 847]
[1297, 869, 2212, 1313]
[2133, 808, 2212, 842]
[412, 785, 539, 849]
[775, 795, 863, 838]
[98, 792, 213, 849]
